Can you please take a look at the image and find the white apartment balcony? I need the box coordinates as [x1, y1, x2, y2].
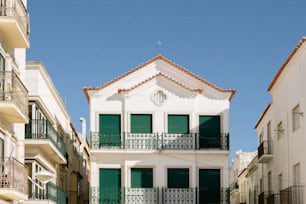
[90, 132, 230, 151]
[257, 140, 273, 163]
[0, 71, 28, 123]
[0, 0, 29, 48]
[0, 157, 28, 201]
[25, 119, 67, 164]
[90, 187, 229, 204]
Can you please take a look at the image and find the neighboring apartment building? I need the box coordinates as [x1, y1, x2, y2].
[69, 122, 90, 204]
[0, 0, 30, 203]
[229, 150, 256, 204]
[24, 62, 69, 203]
[84, 55, 236, 204]
[254, 37, 306, 204]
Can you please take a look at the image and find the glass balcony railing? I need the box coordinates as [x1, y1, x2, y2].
[90, 132, 229, 151]
[25, 119, 66, 158]
[28, 182, 67, 204]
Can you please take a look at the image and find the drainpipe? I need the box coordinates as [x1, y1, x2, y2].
[79, 117, 86, 153]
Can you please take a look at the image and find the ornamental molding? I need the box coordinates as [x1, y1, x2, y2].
[151, 90, 167, 106]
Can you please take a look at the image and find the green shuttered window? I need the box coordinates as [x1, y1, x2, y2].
[99, 169, 121, 202]
[99, 114, 121, 146]
[199, 116, 220, 148]
[168, 115, 189, 134]
[167, 168, 189, 188]
[131, 168, 153, 188]
[131, 114, 152, 133]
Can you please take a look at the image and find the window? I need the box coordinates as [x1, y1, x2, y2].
[131, 114, 152, 133]
[292, 104, 301, 131]
[268, 171, 272, 192]
[267, 121, 271, 140]
[0, 133, 4, 158]
[168, 115, 189, 134]
[278, 174, 282, 191]
[277, 121, 284, 139]
[131, 168, 153, 188]
[293, 163, 300, 185]
[167, 168, 189, 188]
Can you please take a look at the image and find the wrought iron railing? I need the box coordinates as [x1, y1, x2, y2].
[258, 140, 273, 159]
[90, 132, 229, 151]
[25, 119, 66, 158]
[0, 157, 28, 195]
[0, 71, 28, 118]
[125, 188, 158, 204]
[0, 0, 30, 37]
[90, 187, 230, 204]
[280, 185, 304, 204]
[163, 188, 196, 204]
[162, 134, 196, 150]
[258, 191, 274, 204]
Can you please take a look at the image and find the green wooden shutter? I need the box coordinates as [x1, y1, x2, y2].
[168, 115, 189, 134]
[131, 168, 153, 188]
[199, 169, 220, 204]
[167, 168, 189, 188]
[99, 114, 121, 146]
[199, 116, 220, 148]
[131, 114, 152, 133]
[99, 169, 121, 203]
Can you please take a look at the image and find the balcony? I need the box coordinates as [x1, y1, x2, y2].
[258, 191, 274, 204]
[0, 71, 28, 123]
[25, 119, 67, 164]
[258, 140, 273, 163]
[90, 132, 229, 151]
[163, 188, 196, 204]
[0, 0, 29, 48]
[0, 157, 28, 201]
[28, 182, 67, 204]
[280, 185, 304, 204]
[90, 187, 229, 204]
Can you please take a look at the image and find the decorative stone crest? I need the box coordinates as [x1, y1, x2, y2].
[151, 90, 167, 106]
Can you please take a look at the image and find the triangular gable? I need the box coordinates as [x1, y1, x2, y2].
[268, 37, 306, 92]
[84, 54, 236, 101]
[117, 72, 203, 94]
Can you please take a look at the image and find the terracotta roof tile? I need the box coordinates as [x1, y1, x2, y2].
[84, 54, 236, 101]
[268, 37, 306, 92]
[117, 72, 203, 94]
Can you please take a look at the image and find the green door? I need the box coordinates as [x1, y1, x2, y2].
[131, 114, 152, 133]
[99, 169, 121, 203]
[131, 168, 153, 188]
[199, 116, 220, 148]
[168, 115, 189, 134]
[199, 169, 220, 204]
[99, 114, 121, 147]
[167, 168, 189, 188]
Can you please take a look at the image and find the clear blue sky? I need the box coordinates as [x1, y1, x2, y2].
[27, 0, 306, 160]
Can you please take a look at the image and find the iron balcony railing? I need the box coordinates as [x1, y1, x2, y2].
[280, 185, 304, 204]
[90, 187, 230, 204]
[163, 188, 196, 204]
[258, 191, 274, 204]
[28, 182, 67, 204]
[258, 140, 273, 159]
[0, 71, 28, 117]
[0, 0, 30, 37]
[0, 157, 28, 195]
[25, 119, 66, 158]
[90, 132, 229, 151]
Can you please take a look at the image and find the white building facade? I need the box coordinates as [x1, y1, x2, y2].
[84, 55, 235, 204]
[24, 62, 69, 204]
[255, 37, 306, 204]
[0, 0, 30, 203]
